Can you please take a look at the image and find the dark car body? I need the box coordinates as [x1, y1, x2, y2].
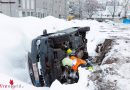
[28, 27, 90, 87]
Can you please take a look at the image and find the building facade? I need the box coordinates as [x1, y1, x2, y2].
[36, 0, 67, 18]
[0, 0, 67, 18]
[0, 0, 19, 17]
[18, 0, 36, 17]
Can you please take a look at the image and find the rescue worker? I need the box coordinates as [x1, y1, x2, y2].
[61, 48, 93, 83]
[62, 48, 93, 71]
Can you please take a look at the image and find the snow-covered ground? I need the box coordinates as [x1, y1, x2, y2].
[96, 24, 130, 90]
[0, 13, 130, 90]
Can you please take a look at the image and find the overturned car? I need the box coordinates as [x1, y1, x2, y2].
[28, 27, 90, 87]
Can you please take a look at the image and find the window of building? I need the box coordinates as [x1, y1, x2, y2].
[18, 0, 21, 7]
[22, 11, 26, 17]
[31, 12, 34, 16]
[18, 0, 21, 4]
[38, 12, 41, 18]
[42, 13, 44, 18]
[40, 13, 42, 18]
[34, 12, 37, 17]
[59, 14, 61, 18]
[27, 12, 30, 16]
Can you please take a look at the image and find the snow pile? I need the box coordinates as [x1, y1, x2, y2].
[50, 67, 95, 90]
[100, 38, 130, 90]
[0, 14, 101, 90]
[1, 13, 130, 90]
[0, 73, 49, 90]
[0, 15, 29, 83]
[92, 22, 130, 90]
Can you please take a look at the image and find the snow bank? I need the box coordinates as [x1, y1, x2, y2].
[0, 11, 130, 90]
[0, 73, 49, 90]
[2, 13, 129, 90]
[99, 28, 130, 90]
[0, 13, 100, 89]
[0, 15, 29, 83]
[50, 67, 95, 90]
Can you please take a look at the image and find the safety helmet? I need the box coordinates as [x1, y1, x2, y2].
[66, 48, 73, 55]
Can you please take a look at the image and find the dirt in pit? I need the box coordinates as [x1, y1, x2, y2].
[90, 38, 130, 90]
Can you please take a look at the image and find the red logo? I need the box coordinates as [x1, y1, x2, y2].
[9, 80, 14, 86]
[0, 79, 24, 89]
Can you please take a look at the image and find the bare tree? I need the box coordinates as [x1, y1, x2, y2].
[83, 0, 100, 18]
[107, 0, 120, 19]
[122, 0, 130, 18]
[68, 1, 81, 19]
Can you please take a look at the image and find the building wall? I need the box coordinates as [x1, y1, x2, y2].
[0, 0, 67, 18]
[18, 0, 35, 17]
[42, 0, 67, 18]
[0, 0, 19, 17]
[35, 0, 45, 18]
[18, 0, 67, 18]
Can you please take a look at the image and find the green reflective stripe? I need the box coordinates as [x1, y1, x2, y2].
[87, 66, 93, 71]
[62, 58, 73, 67]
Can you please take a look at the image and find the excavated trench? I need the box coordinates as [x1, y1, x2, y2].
[90, 39, 115, 90]
[95, 39, 113, 65]
[90, 37, 130, 90]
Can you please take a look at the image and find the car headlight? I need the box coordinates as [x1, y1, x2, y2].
[36, 39, 41, 46]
